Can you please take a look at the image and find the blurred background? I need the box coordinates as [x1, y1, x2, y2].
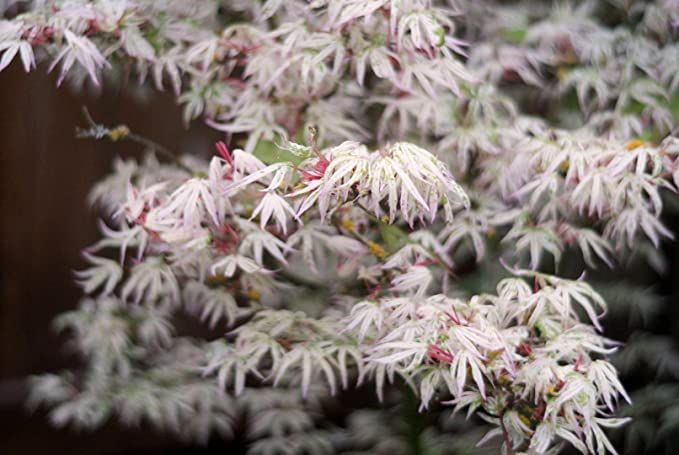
[3, 56, 679, 455]
[0, 63, 236, 454]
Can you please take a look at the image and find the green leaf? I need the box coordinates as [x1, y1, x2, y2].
[623, 100, 645, 116]
[379, 224, 409, 254]
[434, 27, 446, 47]
[640, 130, 655, 142]
[502, 28, 527, 44]
[670, 90, 679, 122]
[252, 139, 305, 165]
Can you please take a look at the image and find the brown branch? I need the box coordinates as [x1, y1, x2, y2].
[76, 106, 193, 174]
[353, 200, 457, 278]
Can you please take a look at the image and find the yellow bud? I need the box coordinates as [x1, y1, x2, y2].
[340, 218, 355, 232]
[380, 215, 389, 224]
[559, 160, 569, 173]
[108, 125, 130, 142]
[246, 288, 261, 301]
[519, 414, 533, 427]
[367, 241, 387, 259]
[625, 138, 646, 150]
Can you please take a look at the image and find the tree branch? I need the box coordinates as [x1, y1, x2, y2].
[76, 106, 193, 174]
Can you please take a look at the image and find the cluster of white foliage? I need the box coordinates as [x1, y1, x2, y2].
[362, 270, 629, 454]
[3, 0, 679, 454]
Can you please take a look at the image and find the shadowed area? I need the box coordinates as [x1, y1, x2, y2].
[0, 62, 225, 454]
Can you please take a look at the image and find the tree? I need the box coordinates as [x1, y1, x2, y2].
[2, 1, 679, 453]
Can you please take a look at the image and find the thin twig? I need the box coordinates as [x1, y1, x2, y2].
[334, 203, 457, 278]
[81, 106, 97, 128]
[355, 201, 378, 220]
[421, 243, 458, 279]
[125, 131, 178, 164]
[354, 200, 457, 277]
[332, 216, 375, 251]
[76, 106, 193, 174]
[356, 202, 456, 276]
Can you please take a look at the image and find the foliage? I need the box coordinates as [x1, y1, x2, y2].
[3, 0, 679, 454]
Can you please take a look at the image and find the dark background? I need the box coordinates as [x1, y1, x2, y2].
[0, 63, 229, 454]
